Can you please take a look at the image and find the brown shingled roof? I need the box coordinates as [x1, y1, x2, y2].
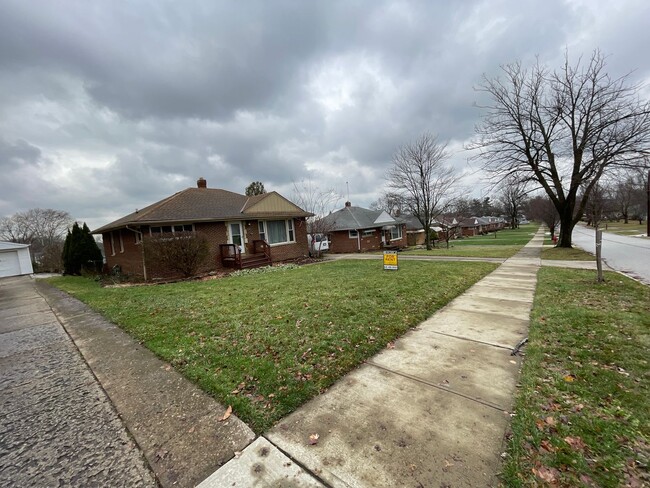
[93, 188, 312, 234]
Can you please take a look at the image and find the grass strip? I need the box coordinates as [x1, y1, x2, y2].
[501, 268, 650, 487]
[49, 259, 496, 432]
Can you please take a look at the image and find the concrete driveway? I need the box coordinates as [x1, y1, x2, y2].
[0, 275, 156, 486]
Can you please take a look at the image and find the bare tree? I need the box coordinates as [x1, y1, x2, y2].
[369, 192, 407, 216]
[472, 50, 650, 247]
[611, 168, 646, 224]
[498, 176, 528, 229]
[291, 179, 341, 257]
[0, 208, 73, 271]
[583, 181, 616, 229]
[527, 195, 560, 239]
[387, 133, 459, 250]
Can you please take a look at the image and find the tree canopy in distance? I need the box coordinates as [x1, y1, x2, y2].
[245, 181, 266, 196]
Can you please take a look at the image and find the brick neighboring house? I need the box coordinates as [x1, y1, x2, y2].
[319, 202, 407, 253]
[93, 178, 313, 280]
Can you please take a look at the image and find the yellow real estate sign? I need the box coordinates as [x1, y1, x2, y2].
[383, 251, 398, 270]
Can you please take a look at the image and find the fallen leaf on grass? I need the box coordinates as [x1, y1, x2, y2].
[219, 405, 232, 421]
[545, 416, 557, 427]
[540, 439, 556, 453]
[532, 466, 559, 483]
[308, 433, 320, 445]
[564, 374, 576, 382]
[564, 436, 587, 452]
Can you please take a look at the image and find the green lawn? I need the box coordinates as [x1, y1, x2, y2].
[49, 259, 497, 432]
[599, 221, 647, 236]
[501, 268, 650, 487]
[403, 223, 539, 259]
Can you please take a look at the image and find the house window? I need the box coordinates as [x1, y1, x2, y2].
[150, 224, 193, 235]
[259, 220, 296, 245]
[362, 229, 375, 237]
[110, 232, 116, 256]
[390, 225, 402, 240]
[134, 231, 142, 245]
[349, 230, 358, 238]
[119, 232, 124, 253]
[288, 219, 294, 241]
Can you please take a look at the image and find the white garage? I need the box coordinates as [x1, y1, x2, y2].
[0, 241, 34, 278]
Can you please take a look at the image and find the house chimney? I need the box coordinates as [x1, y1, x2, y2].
[197, 177, 207, 189]
[345, 201, 351, 207]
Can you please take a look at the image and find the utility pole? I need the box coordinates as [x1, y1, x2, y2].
[646, 169, 649, 237]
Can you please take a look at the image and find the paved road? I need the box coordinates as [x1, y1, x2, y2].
[0, 276, 156, 487]
[571, 224, 650, 284]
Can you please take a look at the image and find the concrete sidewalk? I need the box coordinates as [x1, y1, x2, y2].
[200, 228, 545, 487]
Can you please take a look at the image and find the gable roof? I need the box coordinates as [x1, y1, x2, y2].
[319, 205, 400, 232]
[0, 241, 31, 251]
[93, 188, 312, 234]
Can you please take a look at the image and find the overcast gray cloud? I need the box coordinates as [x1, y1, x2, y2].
[1, 0, 648, 229]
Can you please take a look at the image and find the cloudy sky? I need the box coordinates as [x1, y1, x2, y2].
[1, 0, 649, 230]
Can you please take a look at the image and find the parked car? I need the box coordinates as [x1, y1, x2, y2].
[308, 233, 330, 253]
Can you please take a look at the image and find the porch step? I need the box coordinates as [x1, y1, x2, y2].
[239, 255, 271, 269]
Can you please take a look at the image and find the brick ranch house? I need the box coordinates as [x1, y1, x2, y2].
[318, 202, 407, 253]
[93, 178, 313, 280]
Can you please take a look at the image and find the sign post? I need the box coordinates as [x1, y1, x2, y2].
[383, 251, 398, 271]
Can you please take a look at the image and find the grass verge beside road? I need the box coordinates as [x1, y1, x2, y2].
[540, 246, 595, 261]
[49, 259, 497, 433]
[502, 268, 650, 487]
[600, 221, 647, 236]
[403, 223, 539, 259]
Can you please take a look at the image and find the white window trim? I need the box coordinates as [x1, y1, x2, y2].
[390, 225, 403, 240]
[362, 229, 375, 237]
[348, 230, 358, 238]
[110, 232, 116, 256]
[149, 224, 195, 236]
[119, 232, 124, 253]
[258, 219, 296, 247]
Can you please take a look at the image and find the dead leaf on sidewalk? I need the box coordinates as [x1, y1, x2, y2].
[386, 342, 395, 349]
[219, 405, 232, 421]
[308, 433, 320, 445]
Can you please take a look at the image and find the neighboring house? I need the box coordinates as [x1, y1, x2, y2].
[458, 216, 506, 236]
[318, 202, 407, 253]
[0, 241, 34, 278]
[93, 178, 313, 280]
[400, 214, 446, 246]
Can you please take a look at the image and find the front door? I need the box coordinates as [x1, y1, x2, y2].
[229, 222, 245, 254]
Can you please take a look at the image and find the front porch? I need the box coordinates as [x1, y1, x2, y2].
[219, 240, 272, 270]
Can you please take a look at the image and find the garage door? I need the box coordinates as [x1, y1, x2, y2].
[0, 251, 21, 278]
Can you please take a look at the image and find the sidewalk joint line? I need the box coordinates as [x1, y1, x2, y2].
[262, 436, 338, 488]
[365, 360, 506, 412]
[423, 329, 517, 352]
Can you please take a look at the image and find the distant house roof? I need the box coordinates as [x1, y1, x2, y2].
[93, 182, 313, 234]
[319, 204, 399, 232]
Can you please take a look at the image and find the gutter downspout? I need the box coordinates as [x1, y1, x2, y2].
[126, 225, 147, 281]
[357, 229, 361, 252]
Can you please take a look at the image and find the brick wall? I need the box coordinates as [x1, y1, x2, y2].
[330, 224, 408, 253]
[103, 218, 310, 281]
[103, 230, 145, 277]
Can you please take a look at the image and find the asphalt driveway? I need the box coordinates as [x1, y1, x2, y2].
[0, 275, 156, 486]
